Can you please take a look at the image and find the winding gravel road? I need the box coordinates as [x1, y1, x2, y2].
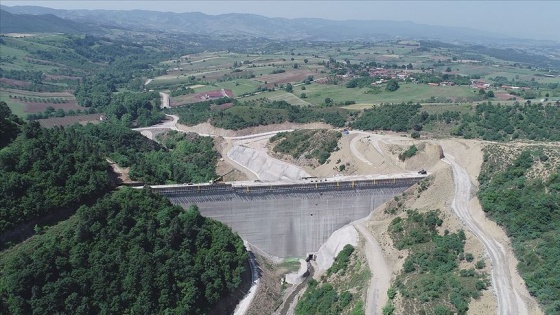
[349, 134, 373, 166]
[159, 92, 170, 109]
[354, 222, 390, 315]
[443, 154, 528, 315]
[133, 120, 534, 314]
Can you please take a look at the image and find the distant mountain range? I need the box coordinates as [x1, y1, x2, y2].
[1, 5, 512, 43]
[2, 5, 559, 48]
[0, 8, 100, 34]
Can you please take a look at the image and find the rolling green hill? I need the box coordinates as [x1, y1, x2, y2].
[0, 9, 98, 34]
[0, 188, 248, 315]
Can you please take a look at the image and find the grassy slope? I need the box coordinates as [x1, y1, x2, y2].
[300, 83, 474, 106]
[0, 93, 25, 117]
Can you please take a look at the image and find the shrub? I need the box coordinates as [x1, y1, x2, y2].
[386, 79, 400, 91]
[388, 287, 397, 299]
[382, 302, 395, 315]
[328, 244, 354, 275]
[475, 260, 486, 269]
[399, 145, 418, 161]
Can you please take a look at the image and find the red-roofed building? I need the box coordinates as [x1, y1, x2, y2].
[470, 79, 489, 89]
[369, 68, 389, 77]
[200, 89, 234, 100]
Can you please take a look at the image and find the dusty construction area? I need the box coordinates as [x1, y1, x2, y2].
[139, 117, 545, 314]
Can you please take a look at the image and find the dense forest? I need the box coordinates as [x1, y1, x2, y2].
[0, 102, 23, 149]
[81, 125, 216, 184]
[351, 102, 560, 141]
[478, 148, 560, 314]
[74, 84, 164, 127]
[0, 104, 216, 234]
[0, 119, 113, 234]
[168, 99, 348, 130]
[351, 103, 423, 132]
[0, 188, 248, 314]
[450, 103, 560, 141]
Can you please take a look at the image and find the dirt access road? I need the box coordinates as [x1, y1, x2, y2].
[159, 92, 170, 109]
[354, 222, 390, 315]
[443, 154, 529, 315]
[133, 118, 539, 314]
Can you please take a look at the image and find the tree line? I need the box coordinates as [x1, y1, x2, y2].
[0, 104, 217, 234]
[1, 188, 247, 315]
[351, 102, 560, 142]
[478, 149, 560, 314]
[1, 101, 248, 314]
[168, 99, 348, 130]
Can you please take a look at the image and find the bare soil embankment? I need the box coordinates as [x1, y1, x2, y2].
[441, 140, 542, 315]
[162, 119, 543, 314]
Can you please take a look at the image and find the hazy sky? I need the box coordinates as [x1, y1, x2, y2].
[3, 1, 560, 41]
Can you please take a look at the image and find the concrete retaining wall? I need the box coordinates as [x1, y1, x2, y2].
[167, 185, 410, 258]
[227, 145, 310, 182]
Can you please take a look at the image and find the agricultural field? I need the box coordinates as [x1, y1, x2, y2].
[2, 7, 560, 315]
[2, 31, 559, 125]
[0, 92, 25, 117]
[36, 113, 103, 128]
[0, 32, 174, 123]
[1, 89, 82, 114]
[148, 40, 560, 111]
[300, 83, 477, 106]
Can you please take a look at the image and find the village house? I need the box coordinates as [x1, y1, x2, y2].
[396, 73, 409, 80]
[470, 79, 490, 89]
[369, 68, 389, 77]
[200, 89, 234, 101]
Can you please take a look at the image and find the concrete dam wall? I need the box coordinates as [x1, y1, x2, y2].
[153, 178, 421, 258]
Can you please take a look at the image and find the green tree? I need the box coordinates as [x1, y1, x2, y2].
[285, 83, 293, 93]
[1, 188, 248, 315]
[0, 101, 23, 149]
[386, 79, 400, 92]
